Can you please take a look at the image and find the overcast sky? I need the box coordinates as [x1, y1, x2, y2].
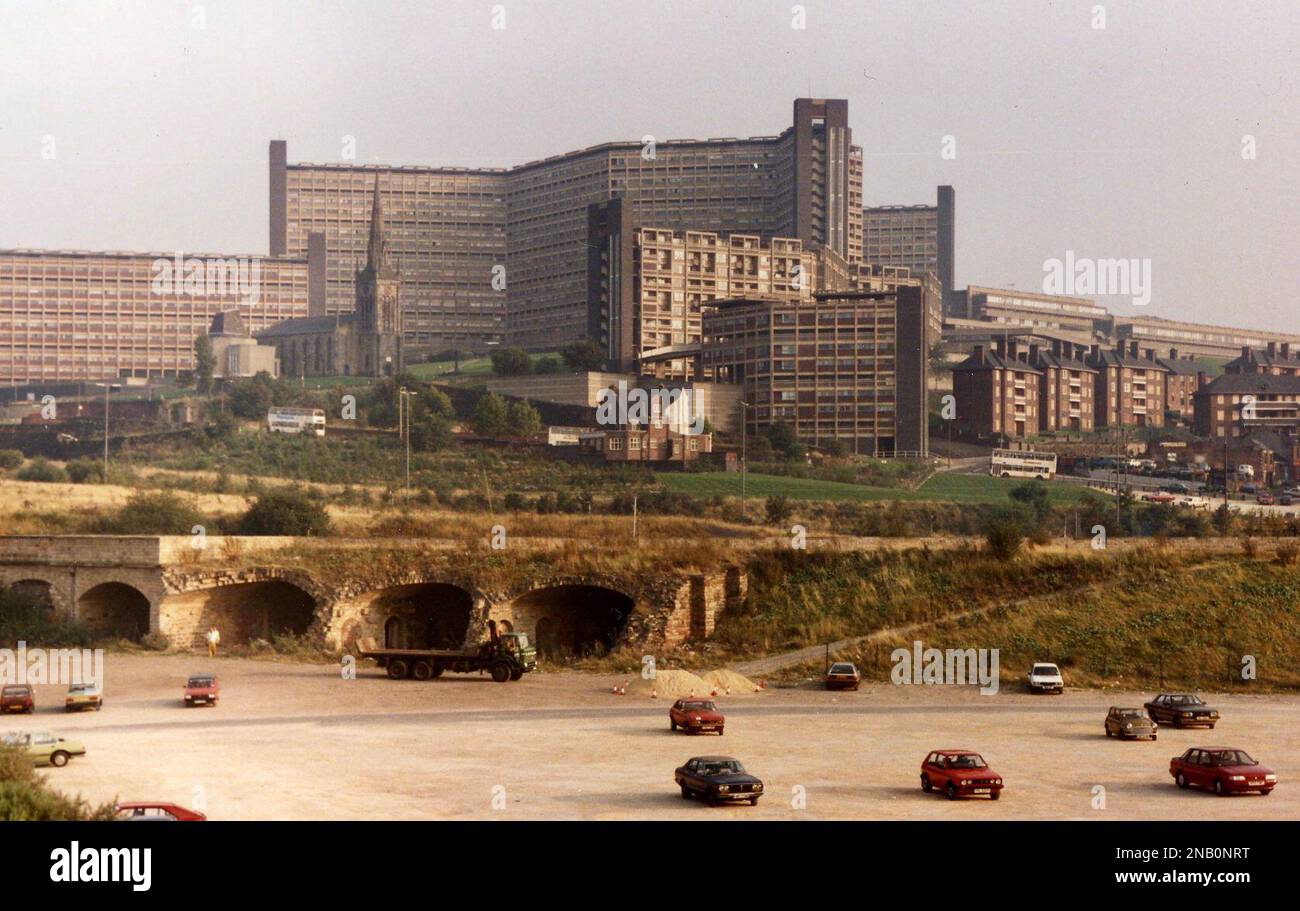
[1, 0, 1296, 332]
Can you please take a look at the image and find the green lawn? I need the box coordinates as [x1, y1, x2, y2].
[662, 470, 1095, 506]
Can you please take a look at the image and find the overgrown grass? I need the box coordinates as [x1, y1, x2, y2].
[0, 746, 117, 821]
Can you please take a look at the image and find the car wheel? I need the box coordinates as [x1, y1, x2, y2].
[945, 782, 958, 801]
[96, 703, 103, 711]
[387, 659, 409, 680]
[680, 784, 690, 799]
[1104, 726, 1112, 737]
[1213, 779, 1226, 797]
[25, 706, 33, 715]
[749, 796, 759, 806]
[50, 751, 69, 768]
[1176, 772, 1189, 789]
[921, 775, 932, 793]
[490, 662, 512, 683]
[990, 790, 1000, 801]
[717, 727, 724, 736]
[65, 705, 72, 713]
[670, 719, 676, 731]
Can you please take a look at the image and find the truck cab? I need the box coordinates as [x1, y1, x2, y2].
[497, 633, 537, 673]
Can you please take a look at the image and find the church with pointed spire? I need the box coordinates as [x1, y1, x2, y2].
[256, 178, 404, 378]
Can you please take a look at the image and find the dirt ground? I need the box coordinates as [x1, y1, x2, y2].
[9, 653, 1298, 820]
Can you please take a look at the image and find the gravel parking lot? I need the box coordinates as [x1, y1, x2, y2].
[11, 654, 1299, 820]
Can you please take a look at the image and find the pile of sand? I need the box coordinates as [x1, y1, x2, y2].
[616, 668, 761, 698]
[700, 669, 761, 694]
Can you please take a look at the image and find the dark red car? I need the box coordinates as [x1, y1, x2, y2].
[115, 802, 208, 821]
[1, 684, 34, 714]
[826, 662, 861, 691]
[183, 675, 219, 707]
[1170, 747, 1276, 796]
[920, 750, 1004, 800]
[669, 698, 724, 735]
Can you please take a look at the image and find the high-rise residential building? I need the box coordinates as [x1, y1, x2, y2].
[271, 98, 864, 356]
[587, 200, 816, 378]
[700, 287, 929, 455]
[1113, 315, 1300, 361]
[0, 249, 313, 384]
[862, 185, 954, 305]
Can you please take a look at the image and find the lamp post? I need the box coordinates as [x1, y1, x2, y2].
[739, 400, 751, 519]
[399, 386, 417, 496]
[99, 381, 120, 480]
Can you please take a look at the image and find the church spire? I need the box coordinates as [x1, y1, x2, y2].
[366, 177, 388, 271]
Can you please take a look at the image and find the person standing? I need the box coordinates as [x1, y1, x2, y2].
[206, 626, 221, 658]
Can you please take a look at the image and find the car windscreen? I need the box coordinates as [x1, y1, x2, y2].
[188, 678, 214, 687]
[948, 755, 987, 769]
[1, 686, 28, 695]
[682, 702, 715, 711]
[701, 761, 743, 775]
[1032, 665, 1059, 675]
[829, 664, 855, 674]
[1210, 751, 1255, 766]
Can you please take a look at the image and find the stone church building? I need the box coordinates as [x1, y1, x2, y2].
[256, 180, 403, 377]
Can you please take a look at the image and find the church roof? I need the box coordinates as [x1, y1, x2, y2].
[254, 313, 354, 338]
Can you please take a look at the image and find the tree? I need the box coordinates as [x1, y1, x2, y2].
[193, 333, 216, 394]
[490, 347, 532, 376]
[473, 393, 509, 436]
[227, 372, 274, 419]
[767, 421, 803, 460]
[411, 414, 454, 452]
[90, 491, 205, 535]
[506, 400, 541, 436]
[561, 341, 607, 371]
[984, 511, 1025, 562]
[421, 387, 455, 420]
[237, 488, 332, 536]
[534, 355, 562, 374]
[765, 494, 792, 525]
[1009, 481, 1052, 527]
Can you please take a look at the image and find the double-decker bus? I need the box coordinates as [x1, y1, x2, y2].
[267, 407, 326, 436]
[989, 448, 1057, 479]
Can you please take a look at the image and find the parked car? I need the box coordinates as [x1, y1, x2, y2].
[1256, 493, 1275, 506]
[0, 684, 34, 715]
[825, 662, 861, 691]
[1280, 495, 1294, 507]
[920, 750, 1004, 800]
[183, 675, 220, 707]
[65, 683, 103, 713]
[1105, 706, 1157, 740]
[1170, 747, 1276, 796]
[1141, 492, 1175, 504]
[115, 802, 207, 821]
[1241, 483, 1258, 495]
[1026, 662, 1064, 694]
[1, 731, 86, 767]
[1144, 693, 1219, 728]
[674, 756, 763, 805]
[1283, 487, 1300, 498]
[669, 699, 724, 735]
[1161, 482, 1191, 494]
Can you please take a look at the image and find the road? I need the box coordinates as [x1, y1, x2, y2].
[14, 654, 1298, 820]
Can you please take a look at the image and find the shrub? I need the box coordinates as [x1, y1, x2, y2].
[237, 488, 333, 536]
[0, 450, 22, 470]
[473, 393, 509, 436]
[65, 458, 105, 484]
[0, 588, 96, 648]
[984, 513, 1025, 562]
[88, 491, 206, 535]
[1274, 541, 1298, 566]
[490, 347, 532, 376]
[765, 494, 792, 526]
[0, 745, 118, 821]
[15, 457, 67, 483]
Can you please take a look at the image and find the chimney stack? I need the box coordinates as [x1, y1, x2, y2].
[1170, 347, 1178, 360]
[1129, 340, 1139, 358]
[1283, 343, 1292, 359]
[1267, 341, 1277, 356]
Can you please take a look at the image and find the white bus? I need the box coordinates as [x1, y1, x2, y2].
[990, 449, 1057, 479]
[267, 407, 326, 436]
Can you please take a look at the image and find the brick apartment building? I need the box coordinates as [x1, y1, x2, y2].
[1090, 341, 1169, 429]
[951, 340, 1043, 440]
[1156, 348, 1200, 420]
[700, 287, 929, 455]
[1033, 340, 1098, 433]
[578, 423, 713, 466]
[0, 249, 313, 384]
[1223, 341, 1300, 377]
[272, 98, 864, 355]
[1194, 373, 1300, 440]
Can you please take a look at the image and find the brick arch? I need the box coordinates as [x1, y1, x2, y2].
[326, 570, 490, 652]
[77, 580, 152, 641]
[497, 576, 640, 659]
[161, 567, 329, 648]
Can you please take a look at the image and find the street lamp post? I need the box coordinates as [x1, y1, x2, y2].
[739, 400, 750, 519]
[399, 387, 417, 496]
[100, 381, 119, 480]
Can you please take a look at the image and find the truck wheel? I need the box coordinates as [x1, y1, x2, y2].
[490, 662, 512, 683]
[429, 664, 444, 679]
[50, 751, 69, 768]
[510, 668, 523, 681]
[412, 661, 432, 681]
[388, 659, 410, 680]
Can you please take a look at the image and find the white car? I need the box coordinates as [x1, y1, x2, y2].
[1027, 662, 1064, 694]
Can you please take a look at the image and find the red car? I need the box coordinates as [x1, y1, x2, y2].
[920, 750, 1004, 800]
[183, 674, 219, 707]
[1170, 747, 1277, 796]
[115, 802, 208, 821]
[669, 698, 724, 735]
[1, 684, 34, 714]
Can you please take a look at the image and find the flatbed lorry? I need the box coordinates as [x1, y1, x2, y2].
[354, 632, 537, 683]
